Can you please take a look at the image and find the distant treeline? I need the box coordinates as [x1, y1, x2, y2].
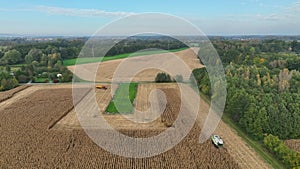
[0, 36, 188, 61]
[105, 36, 188, 56]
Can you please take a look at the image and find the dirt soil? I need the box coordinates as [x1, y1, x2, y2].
[68, 48, 203, 82]
[285, 139, 300, 153]
[0, 85, 31, 103]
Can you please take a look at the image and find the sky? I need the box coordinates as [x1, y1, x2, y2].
[0, 0, 300, 36]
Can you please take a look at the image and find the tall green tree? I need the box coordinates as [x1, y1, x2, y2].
[0, 49, 22, 65]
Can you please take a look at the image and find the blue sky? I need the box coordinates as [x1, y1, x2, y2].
[0, 0, 300, 35]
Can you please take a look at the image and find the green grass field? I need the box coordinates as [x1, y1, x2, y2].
[63, 48, 187, 66]
[33, 77, 49, 83]
[105, 82, 138, 114]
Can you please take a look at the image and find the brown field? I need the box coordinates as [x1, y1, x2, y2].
[0, 84, 238, 168]
[160, 88, 180, 127]
[0, 85, 30, 102]
[0, 84, 272, 168]
[67, 48, 203, 82]
[285, 140, 300, 152]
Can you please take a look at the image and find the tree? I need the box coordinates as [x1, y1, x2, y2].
[278, 68, 292, 93]
[191, 68, 211, 96]
[0, 50, 4, 59]
[225, 89, 251, 122]
[0, 49, 22, 65]
[25, 54, 34, 64]
[263, 134, 300, 168]
[26, 48, 43, 62]
[5, 65, 11, 72]
[155, 72, 173, 83]
[0, 75, 18, 91]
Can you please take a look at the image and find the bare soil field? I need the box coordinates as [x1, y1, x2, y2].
[68, 48, 203, 82]
[285, 139, 300, 152]
[0, 85, 30, 102]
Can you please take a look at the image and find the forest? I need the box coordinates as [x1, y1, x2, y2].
[192, 39, 300, 168]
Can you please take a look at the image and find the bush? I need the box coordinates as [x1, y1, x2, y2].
[263, 134, 300, 168]
[155, 72, 173, 83]
[190, 68, 211, 96]
[0, 77, 18, 91]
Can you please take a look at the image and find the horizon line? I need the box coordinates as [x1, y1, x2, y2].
[1, 33, 300, 38]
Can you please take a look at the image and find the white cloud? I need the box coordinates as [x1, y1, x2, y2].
[254, 13, 293, 21]
[289, 1, 300, 12]
[35, 6, 136, 18]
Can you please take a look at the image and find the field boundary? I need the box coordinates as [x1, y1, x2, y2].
[48, 87, 92, 130]
[0, 85, 31, 103]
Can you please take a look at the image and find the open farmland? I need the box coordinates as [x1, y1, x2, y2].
[0, 83, 273, 168]
[0, 85, 30, 102]
[0, 84, 241, 168]
[67, 48, 203, 82]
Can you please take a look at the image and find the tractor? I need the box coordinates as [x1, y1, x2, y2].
[96, 85, 107, 90]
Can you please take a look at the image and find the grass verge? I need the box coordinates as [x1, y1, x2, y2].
[105, 82, 138, 114]
[33, 77, 49, 83]
[63, 48, 187, 66]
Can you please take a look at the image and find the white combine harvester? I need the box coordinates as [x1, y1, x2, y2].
[211, 135, 224, 148]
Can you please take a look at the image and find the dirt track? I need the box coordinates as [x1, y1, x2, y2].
[68, 48, 203, 82]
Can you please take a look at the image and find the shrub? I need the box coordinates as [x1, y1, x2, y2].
[263, 134, 300, 168]
[155, 72, 173, 83]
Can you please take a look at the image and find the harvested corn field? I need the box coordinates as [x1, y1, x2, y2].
[0, 86, 240, 168]
[0, 85, 30, 102]
[0, 83, 271, 168]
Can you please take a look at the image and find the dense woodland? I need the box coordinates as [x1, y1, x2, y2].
[192, 39, 300, 168]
